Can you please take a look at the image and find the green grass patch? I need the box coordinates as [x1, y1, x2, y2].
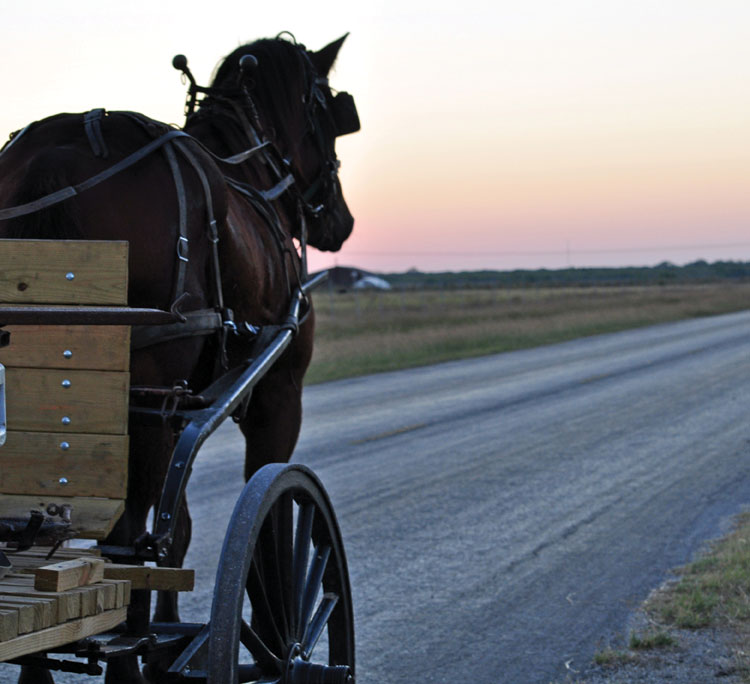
[593, 648, 635, 667]
[628, 629, 676, 650]
[649, 512, 750, 629]
[306, 282, 750, 384]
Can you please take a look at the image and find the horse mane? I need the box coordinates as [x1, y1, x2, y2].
[208, 37, 308, 138]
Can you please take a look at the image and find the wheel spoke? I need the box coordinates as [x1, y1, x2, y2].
[256, 492, 294, 640]
[208, 465, 354, 682]
[300, 545, 331, 630]
[293, 502, 315, 636]
[301, 592, 339, 659]
[239, 619, 283, 674]
[247, 551, 287, 656]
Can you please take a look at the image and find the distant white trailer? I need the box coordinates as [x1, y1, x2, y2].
[352, 275, 392, 290]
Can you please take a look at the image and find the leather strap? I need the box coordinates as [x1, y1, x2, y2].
[0, 128, 190, 221]
[131, 309, 224, 350]
[162, 141, 190, 302]
[83, 109, 109, 159]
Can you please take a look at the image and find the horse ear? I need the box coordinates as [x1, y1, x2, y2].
[310, 34, 349, 76]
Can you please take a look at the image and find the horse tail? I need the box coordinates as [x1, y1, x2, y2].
[2, 165, 83, 240]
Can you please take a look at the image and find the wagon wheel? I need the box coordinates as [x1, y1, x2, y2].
[207, 463, 355, 683]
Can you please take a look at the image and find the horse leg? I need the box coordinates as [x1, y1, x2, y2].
[239, 365, 306, 478]
[237, 312, 314, 476]
[18, 664, 55, 684]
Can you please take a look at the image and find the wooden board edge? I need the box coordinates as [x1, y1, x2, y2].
[0, 606, 127, 659]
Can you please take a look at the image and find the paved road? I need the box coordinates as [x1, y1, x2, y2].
[179, 309, 750, 683]
[8, 310, 750, 683]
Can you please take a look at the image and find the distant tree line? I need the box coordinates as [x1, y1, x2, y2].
[382, 260, 750, 290]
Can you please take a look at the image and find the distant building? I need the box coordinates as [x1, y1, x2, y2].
[323, 266, 392, 292]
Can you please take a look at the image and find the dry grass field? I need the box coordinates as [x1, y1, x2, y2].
[306, 281, 750, 384]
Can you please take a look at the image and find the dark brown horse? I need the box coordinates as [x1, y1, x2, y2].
[0, 34, 357, 683]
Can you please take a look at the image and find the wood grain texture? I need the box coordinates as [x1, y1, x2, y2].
[0, 240, 128, 305]
[0, 431, 128, 498]
[5, 368, 129, 435]
[0, 325, 129, 371]
[33, 558, 106, 593]
[102, 565, 195, 592]
[0, 606, 127, 658]
[0, 599, 35, 634]
[0, 609, 17, 642]
[0, 575, 80, 622]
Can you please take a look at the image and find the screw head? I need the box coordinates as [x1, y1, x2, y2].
[60, 442, 70, 450]
[61, 379, 71, 388]
[65, 272, 75, 281]
[63, 350, 73, 359]
[61, 416, 71, 426]
[59, 477, 68, 485]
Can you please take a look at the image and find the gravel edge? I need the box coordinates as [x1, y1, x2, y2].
[558, 585, 750, 684]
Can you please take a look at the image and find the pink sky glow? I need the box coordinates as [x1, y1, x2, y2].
[2, 1, 749, 274]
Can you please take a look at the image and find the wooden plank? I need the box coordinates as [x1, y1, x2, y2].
[0, 431, 128, 498]
[102, 565, 194, 592]
[0, 240, 128, 305]
[102, 578, 130, 608]
[33, 558, 106, 593]
[0, 609, 18, 642]
[0, 580, 79, 623]
[0, 606, 127, 660]
[0, 599, 35, 634]
[5, 547, 101, 560]
[0, 325, 129, 371]
[0, 496, 124, 540]
[64, 585, 99, 617]
[0, 595, 54, 631]
[5, 368, 129, 435]
[95, 581, 117, 612]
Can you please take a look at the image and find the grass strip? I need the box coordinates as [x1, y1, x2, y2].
[649, 512, 750, 630]
[307, 282, 750, 384]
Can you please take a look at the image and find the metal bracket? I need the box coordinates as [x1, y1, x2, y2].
[177, 236, 189, 263]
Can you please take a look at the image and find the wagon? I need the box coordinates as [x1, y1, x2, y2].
[0, 239, 355, 682]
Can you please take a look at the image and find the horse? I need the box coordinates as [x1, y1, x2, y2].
[0, 34, 358, 683]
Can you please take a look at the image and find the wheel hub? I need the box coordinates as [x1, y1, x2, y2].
[285, 644, 353, 684]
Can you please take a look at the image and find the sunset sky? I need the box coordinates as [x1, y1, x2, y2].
[1, 1, 748, 273]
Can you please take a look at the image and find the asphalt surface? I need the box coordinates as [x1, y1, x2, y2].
[5, 309, 750, 683]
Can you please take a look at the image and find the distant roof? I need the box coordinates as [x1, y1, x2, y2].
[320, 266, 391, 290]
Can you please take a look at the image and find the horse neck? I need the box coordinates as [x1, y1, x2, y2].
[186, 108, 302, 321]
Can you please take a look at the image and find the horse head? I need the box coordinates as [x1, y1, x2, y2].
[207, 34, 359, 252]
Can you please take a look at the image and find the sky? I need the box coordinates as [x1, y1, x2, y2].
[1, 1, 748, 273]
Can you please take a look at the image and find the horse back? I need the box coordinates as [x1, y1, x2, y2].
[1, 111, 229, 304]
[0, 110, 228, 388]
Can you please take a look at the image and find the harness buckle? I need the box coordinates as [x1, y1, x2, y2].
[177, 236, 189, 263]
[208, 219, 220, 244]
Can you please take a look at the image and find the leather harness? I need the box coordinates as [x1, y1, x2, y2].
[0, 109, 306, 362]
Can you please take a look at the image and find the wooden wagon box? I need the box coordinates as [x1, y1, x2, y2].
[0, 240, 139, 658]
[0, 240, 130, 540]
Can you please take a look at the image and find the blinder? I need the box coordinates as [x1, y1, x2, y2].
[331, 91, 360, 136]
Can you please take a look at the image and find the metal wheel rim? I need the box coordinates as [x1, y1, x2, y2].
[207, 463, 354, 683]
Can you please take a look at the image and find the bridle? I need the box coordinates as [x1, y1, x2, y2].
[175, 38, 359, 247]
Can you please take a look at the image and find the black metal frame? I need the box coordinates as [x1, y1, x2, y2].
[1, 270, 344, 681]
